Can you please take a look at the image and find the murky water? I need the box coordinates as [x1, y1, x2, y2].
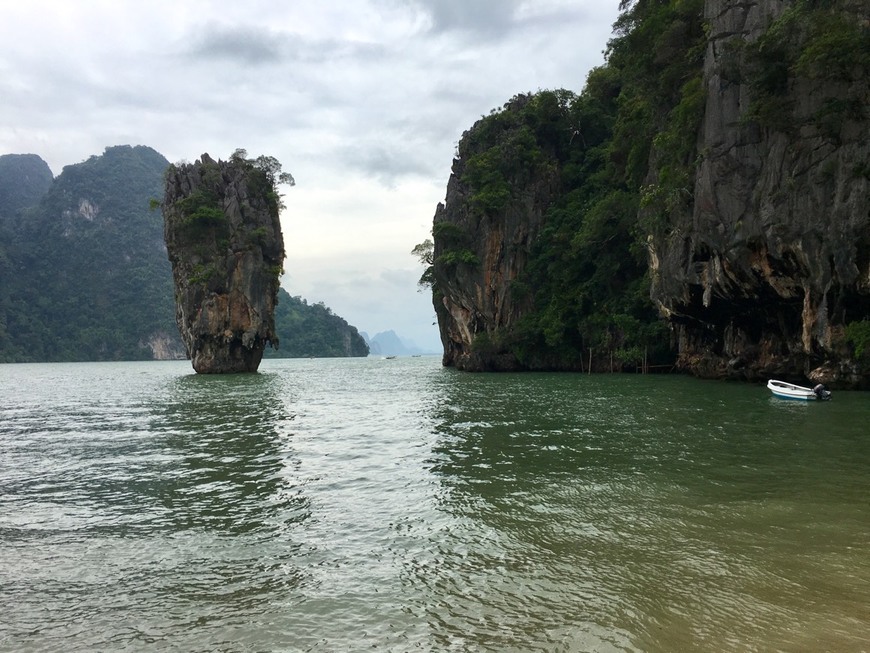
[1, 358, 868, 651]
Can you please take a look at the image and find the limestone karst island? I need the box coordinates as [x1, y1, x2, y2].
[1, 0, 868, 390]
[162, 152, 288, 374]
[419, 0, 870, 389]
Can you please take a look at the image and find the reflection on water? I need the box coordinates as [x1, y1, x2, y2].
[1, 359, 868, 652]
[140, 372, 310, 643]
[0, 363, 312, 651]
[152, 372, 308, 535]
[425, 372, 870, 651]
[421, 372, 652, 651]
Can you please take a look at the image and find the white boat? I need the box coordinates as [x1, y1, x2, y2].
[767, 379, 831, 401]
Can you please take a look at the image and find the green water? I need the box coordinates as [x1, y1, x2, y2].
[1, 358, 868, 651]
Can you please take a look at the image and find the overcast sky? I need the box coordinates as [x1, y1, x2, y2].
[0, 0, 621, 353]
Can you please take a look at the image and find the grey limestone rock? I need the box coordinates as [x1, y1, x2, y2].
[163, 153, 285, 373]
[648, 0, 870, 387]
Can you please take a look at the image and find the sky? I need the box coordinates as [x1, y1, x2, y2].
[0, 0, 621, 353]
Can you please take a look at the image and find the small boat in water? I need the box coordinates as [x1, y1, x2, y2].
[767, 379, 831, 401]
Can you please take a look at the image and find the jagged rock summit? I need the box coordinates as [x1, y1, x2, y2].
[163, 152, 286, 373]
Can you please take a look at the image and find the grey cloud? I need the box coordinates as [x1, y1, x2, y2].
[185, 23, 389, 66]
[390, 0, 602, 41]
[403, 0, 522, 36]
[336, 142, 437, 186]
[187, 24, 288, 65]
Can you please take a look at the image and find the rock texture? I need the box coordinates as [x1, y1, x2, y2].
[431, 2, 869, 384]
[141, 331, 186, 361]
[432, 96, 561, 371]
[163, 154, 285, 373]
[649, 0, 870, 387]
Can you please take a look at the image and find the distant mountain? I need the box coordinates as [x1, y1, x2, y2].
[0, 145, 182, 362]
[0, 154, 56, 354]
[362, 330, 428, 356]
[0, 145, 371, 363]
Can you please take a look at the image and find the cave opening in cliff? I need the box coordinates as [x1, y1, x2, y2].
[832, 287, 870, 327]
[682, 282, 806, 357]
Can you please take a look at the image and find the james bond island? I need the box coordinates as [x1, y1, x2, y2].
[162, 151, 290, 373]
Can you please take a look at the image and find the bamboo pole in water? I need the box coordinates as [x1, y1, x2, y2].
[588, 348, 592, 375]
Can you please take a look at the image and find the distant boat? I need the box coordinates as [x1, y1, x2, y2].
[767, 379, 831, 401]
[384, 355, 397, 360]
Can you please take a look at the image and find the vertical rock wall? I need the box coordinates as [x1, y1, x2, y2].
[649, 0, 870, 386]
[431, 96, 561, 371]
[163, 154, 285, 373]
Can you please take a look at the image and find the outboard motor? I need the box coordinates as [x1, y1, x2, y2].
[812, 383, 832, 401]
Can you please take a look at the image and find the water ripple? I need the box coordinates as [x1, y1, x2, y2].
[1, 361, 869, 651]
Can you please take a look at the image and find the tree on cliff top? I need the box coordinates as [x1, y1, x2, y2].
[230, 148, 295, 209]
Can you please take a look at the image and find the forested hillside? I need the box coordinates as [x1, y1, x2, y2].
[266, 289, 369, 358]
[0, 146, 181, 362]
[0, 154, 53, 216]
[0, 146, 370, 362]
[0, 154, 56, 358]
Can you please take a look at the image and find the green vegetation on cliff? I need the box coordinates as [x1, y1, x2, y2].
[0, 147, 368, 363]
[0, 154, 54, 217]
[425, 0, 870, 379]
[265, 289, 369, 358]
[743, 0, 870, 132]
[0, 146, 180, 362]
[0, 154, 56, 358]
[423, 0, 707, 370]
[162, 151, 289, 372]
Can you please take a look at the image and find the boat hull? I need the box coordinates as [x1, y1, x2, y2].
[766, 379, 828, 401]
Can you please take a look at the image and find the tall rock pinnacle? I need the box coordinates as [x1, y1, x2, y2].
[163, 152, 286, 373]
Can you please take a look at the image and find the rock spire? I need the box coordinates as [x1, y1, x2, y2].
[163, 153, 286, 373]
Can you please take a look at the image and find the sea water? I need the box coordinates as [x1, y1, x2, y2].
[1, 357, 868, 651]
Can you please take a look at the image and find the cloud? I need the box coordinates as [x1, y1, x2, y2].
[0, 0, 622, 352]
[186, 23, 287, 65]
[183, 22, 391, 67]
[335, 142, 437, 186]
[412, 0, 521, 36]
[393, 0, 603, 41]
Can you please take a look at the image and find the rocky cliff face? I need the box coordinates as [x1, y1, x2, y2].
[163, 153, 285, 373]
[432, 95, 561, 370]
[431, 2, 868, 383]
[649, 0, 870, 387]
